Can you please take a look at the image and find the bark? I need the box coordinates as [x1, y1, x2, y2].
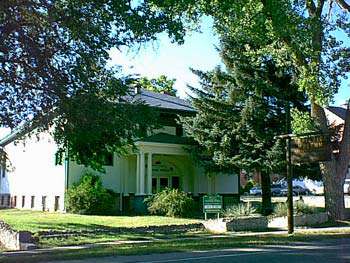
[311, 102, 350, 221]
[260, 169, 272, 215]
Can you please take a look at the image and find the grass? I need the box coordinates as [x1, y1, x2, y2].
[0, 209, 201, 248]
[1, 231, 350, 263]
[0, 209, 199, 233]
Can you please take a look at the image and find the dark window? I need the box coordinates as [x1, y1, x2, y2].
[160, 178, 169, 191]
[172, 176, 180, 189]
[103, 153, 114, 166]
[54, 196, 60, 211]
[152, 178, 157, 194]
[13, 196, 17, 207]
[176, 126, 183, 137]
[22, 196, 25, 208]
[7, 196, 10, 207]
[42, 196, 47, 211]
[1, 196, 4, 206]
[31, 196, 35, 208]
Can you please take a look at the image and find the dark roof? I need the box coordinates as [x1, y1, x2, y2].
[130, 89, 195, 113]
[138, 132, 194, 145]
[327, 106, 347, 120]
[0, 90, 195, 147]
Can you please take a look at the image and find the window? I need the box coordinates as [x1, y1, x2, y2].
[7, 196, 10, 207]
[1, 196, 4, 206]
[54, 196, 60, 211]
[0, 166, 5, 178]
[42, 196, 47, 211]
[31, 196, 35, 208]
[172, 176, 180, 189]
[103, 153, 114, 166]
[22, 196, 25, 208]
[159, 177, 169, 191]
[176, 126, 183, 137]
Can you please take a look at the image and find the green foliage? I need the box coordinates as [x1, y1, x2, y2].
[223, 203, 257, 218]
[145, 188, 195, 217]
[295, 201, 316, 215]
[291, 108, 318, 135]
[66, 172, 117, 215]
[273, 203, 288, 217]
[240, 180, 255, 195]
[138, 75, 177, 96]
[1, 0, 188, 169]
[273, 201, 316, 217]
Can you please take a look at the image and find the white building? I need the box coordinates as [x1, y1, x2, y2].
[0, 89, 239, 213]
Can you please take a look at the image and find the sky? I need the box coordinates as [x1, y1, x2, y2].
[109, 18, 349, 106]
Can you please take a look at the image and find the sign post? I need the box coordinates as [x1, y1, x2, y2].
[203, 195, 223, 220]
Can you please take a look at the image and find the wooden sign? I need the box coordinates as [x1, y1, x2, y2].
[291, 134, 331, 164]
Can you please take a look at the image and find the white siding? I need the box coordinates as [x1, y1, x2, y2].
[1, 132, 65, 211]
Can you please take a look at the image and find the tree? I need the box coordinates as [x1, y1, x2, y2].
[139, 75, 177, 96]
[0, 0, 188, 168]
[153, 0, 350, 221]
[182, 38, 308, 215]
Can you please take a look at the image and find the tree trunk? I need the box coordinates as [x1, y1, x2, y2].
[322, 161, 346, 220]
[260, 170, 272, 215]
[312, 102, 350, 221]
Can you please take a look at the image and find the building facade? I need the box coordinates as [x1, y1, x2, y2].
[0, 89, 239, 213]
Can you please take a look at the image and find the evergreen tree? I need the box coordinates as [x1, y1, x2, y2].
[182, 39, 308, 215]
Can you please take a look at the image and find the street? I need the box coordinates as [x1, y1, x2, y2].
[48, 238, 350, 263]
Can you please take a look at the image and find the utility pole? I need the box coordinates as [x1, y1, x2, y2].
[285, 101, 294, 234]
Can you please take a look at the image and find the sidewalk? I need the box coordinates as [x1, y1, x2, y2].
[2, 225, 350, 257]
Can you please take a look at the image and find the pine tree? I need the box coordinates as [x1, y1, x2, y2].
[182, 38, 308, 215]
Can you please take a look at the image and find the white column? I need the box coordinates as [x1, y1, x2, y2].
[147, 153, 153, 194]
[139, 151, 145, 195]
[136, 153, 140, 194]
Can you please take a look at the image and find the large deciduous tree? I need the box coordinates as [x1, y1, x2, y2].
[0, 0, 188, 169]
[154, 0, 350, 221]
[138, 75, 177, 96]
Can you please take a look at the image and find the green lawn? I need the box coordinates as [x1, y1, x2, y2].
[0, 209, 200, 233]
[0, 209, 201, 247]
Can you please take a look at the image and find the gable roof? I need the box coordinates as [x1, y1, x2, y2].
[326, 106, 347, 120]
[129, 89, 195, 113]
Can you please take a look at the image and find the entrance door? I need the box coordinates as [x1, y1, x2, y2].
[159, 177, 169, 191]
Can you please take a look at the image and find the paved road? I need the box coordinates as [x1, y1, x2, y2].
[49, 238, 350, 263]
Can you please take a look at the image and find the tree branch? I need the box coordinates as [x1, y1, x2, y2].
[306, 0, 317, 15]
[336, 0, 350, 11]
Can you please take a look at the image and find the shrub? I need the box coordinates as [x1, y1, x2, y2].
[273, 201, 316, 217]
[66, 172, 117, 215]
[223, 202, 256, 218]
[273, 202, 288, 217]
[295, 201, 316, 215]
[239, 180, 255, 195]
[145, 188, 194, 217]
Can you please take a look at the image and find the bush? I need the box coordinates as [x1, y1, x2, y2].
[239, 180, 255, 195]
[145, 188, 194, 217]
[273, 201, 316, 217]
[223, 202, 257, 218]
[66, 172, 117, 215]
[295, 201, 316, 215]
[273, 202, 288, 217]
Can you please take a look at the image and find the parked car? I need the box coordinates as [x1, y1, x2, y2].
[281, 185, 311, 196]
[271, 184, 285, 196]
[249, 187, 262, 196]
[344, 179, 350, 195]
